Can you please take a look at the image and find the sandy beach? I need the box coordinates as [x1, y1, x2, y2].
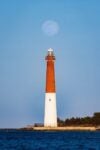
[33, 126, 96, 131]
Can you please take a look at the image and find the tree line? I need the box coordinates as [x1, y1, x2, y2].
[57, 112, 100, 126]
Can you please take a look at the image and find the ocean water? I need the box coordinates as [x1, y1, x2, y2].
[0, 130, 100, 150]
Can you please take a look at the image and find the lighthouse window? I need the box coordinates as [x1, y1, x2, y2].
[49, 99, 51, 101]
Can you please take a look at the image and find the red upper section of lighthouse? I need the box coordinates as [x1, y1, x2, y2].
[45, 49, 56, 93]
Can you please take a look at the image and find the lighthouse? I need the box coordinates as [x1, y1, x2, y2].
[44, 48, 57, 127]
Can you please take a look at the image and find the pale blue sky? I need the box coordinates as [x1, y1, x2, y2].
[0, 0, 100, 128]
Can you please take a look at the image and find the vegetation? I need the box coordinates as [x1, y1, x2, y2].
[57, 112, 100, 127]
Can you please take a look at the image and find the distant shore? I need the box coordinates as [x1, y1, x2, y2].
[0, 126, 100, 131]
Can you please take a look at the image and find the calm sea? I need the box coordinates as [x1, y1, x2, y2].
[0, 130, 100, 150]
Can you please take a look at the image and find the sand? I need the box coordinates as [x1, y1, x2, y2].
[33, 126, 96, 131]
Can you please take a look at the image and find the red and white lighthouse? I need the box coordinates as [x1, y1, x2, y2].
[44, 48, 57, 127]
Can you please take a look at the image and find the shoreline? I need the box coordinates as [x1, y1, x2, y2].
[33, 126, 99, 131]
[0, 126, 100, 131]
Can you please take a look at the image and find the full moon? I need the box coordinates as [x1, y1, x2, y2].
[42, 20, 59, 36]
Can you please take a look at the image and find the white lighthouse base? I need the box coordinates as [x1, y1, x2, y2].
[44, 93, 57, 127]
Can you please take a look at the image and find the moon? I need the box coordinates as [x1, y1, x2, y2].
[42, 20, 59, 36]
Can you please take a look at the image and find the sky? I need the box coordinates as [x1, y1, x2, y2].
[0, 0, 100, 128]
